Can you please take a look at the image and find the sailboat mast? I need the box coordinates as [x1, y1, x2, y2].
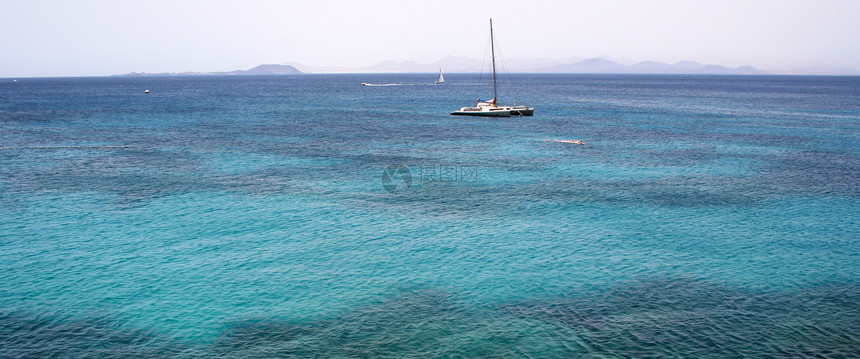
[490, 18, 497, 106]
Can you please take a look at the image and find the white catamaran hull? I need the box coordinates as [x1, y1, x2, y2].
[451, 102, 533, 117]
[451, 107, 512, 117]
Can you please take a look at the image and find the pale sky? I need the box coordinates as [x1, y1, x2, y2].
[1, 0, 858, 77]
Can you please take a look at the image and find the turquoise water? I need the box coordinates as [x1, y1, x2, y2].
[1, 74, 858, 357]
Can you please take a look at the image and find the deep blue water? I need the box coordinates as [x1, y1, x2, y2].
[1, 74, 858, 357]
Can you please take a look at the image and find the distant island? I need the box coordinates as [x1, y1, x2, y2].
[116, 58, 859, 77]
[284, 56, 769, 75]
[117, 64, 303, 77]
[285, 56, 858, 75]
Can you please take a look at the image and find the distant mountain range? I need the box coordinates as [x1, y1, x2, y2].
[118, 64, 303, 76]
[117, 58, 858, 76]
[287, 56, 857, 75]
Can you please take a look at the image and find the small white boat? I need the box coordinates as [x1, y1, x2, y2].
[434, 69, 445, 84]
[362, 83, 399, 87]
[451, 19, 533, 117]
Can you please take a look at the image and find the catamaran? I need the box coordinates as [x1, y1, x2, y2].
[451, 19, 533, 117]
[435, 69, 445, 84]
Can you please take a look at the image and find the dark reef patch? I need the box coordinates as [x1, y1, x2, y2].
[2, 279, 858, 357]
[502, 277, 860, 357]
[0, 311, 191, 358]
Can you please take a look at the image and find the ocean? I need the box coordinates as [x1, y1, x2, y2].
[1, 74, 858, 357]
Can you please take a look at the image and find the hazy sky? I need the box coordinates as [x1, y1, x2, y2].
[2, 0, 859, 77]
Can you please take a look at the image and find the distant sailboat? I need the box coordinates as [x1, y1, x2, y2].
[451, 19, 533, 117]
[435, 69, 445, 84]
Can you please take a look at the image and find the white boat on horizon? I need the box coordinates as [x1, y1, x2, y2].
[451, 19, 533, 117]
[435, 69, 445, 84]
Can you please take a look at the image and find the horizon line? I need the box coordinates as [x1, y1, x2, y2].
[5, 72, 860, 80]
